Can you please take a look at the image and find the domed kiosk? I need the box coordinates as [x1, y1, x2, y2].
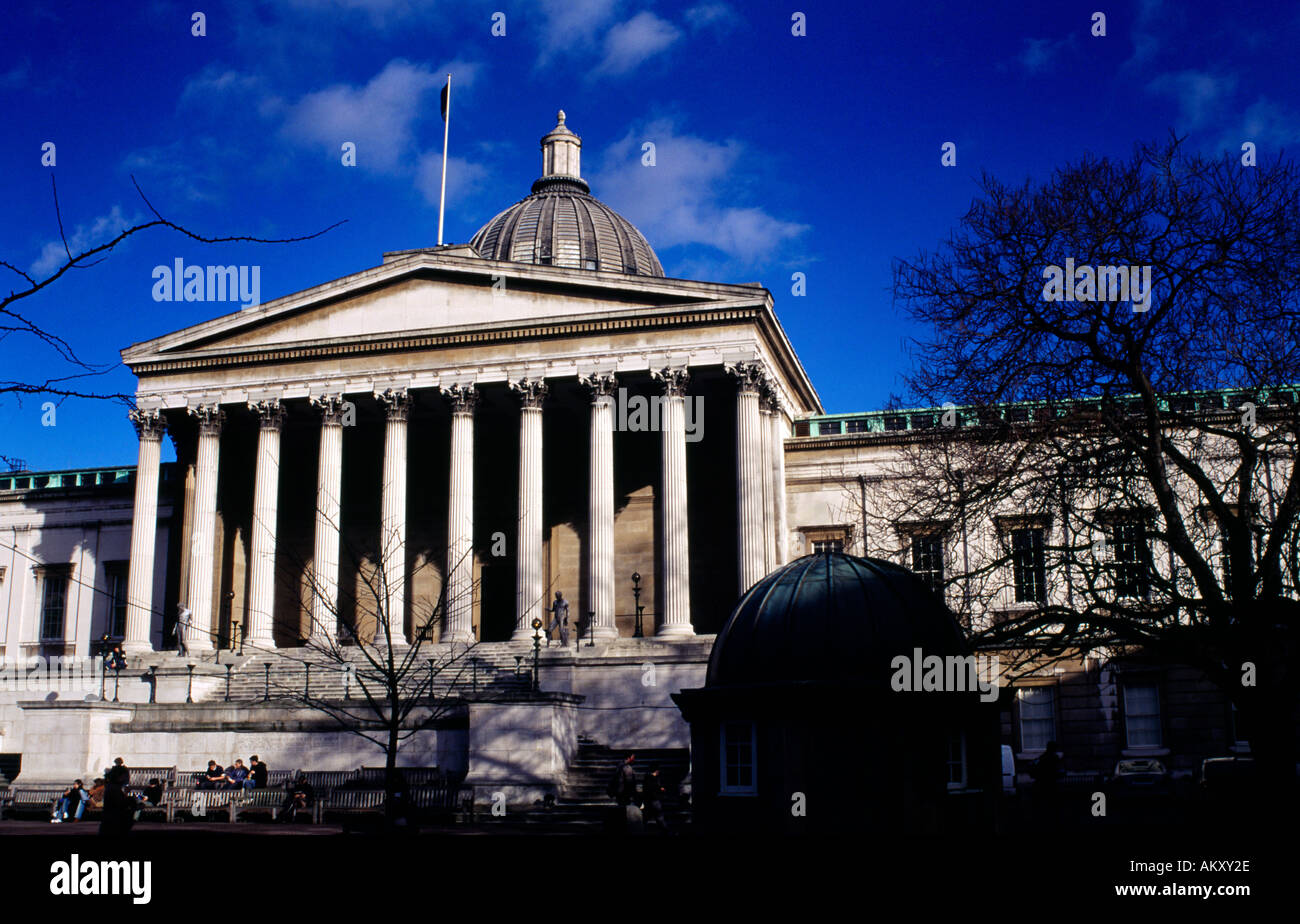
[673, 552, 1005, 834]
[470, 111, 665, 277]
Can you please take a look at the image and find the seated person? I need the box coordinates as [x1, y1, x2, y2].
[51, 780, 88, 823]
[198, 760, 226, 790]
[279, 773, 315, 822]
[224, 759, 251, 790]
[141, 779, 164, 806]
[85, 778, 106, 812]
[249, 756, 268, 789]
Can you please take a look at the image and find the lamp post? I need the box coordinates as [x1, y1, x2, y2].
[99, 653, 107, 701]
[304, 663, 311, 700]
[586, 610, 595, 648]
[147, 665, 157, 704]
[631, 572, 644, 638]
[531, 617, 543, 692]
[112, 666, 121, 703]
[185, 663, 195, 704]
[263, 662, 271, 702]
[224, 663, 233, 702]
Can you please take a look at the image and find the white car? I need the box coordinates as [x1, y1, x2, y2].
[1000, 745, 1017, 794]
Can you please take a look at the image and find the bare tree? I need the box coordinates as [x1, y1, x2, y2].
[0, 175, 343, 450]
[859, 135, 1300, 798]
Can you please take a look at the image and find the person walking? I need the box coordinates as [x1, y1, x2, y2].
[642, 766, 671, 833]
[547, 591, 570, 647]
[99, 773, 137, 836]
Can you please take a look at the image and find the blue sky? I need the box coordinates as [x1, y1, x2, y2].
[3, 0, 1299, 470]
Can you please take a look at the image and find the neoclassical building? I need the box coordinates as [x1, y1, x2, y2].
[0, 113, 1259, 806]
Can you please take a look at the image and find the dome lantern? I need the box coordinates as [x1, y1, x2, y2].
[470, 111, 664, 276]
[539, 110, 584, 190]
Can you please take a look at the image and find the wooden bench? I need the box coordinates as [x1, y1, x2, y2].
[322, 788, 384, 818]
[301, 770, 354, 795]
[264, 770, 297, 790]
[125, 766, 177, 789]
[358, 766, 445, 787]
[168, 787, 238, 822]
[4, 785, 67, 819]
[230, 787, 291, 822]
[410, 782, 464, 820]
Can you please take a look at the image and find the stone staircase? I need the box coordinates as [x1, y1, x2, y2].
[482, 735, 692, 831]
[204, 644, 536, 703]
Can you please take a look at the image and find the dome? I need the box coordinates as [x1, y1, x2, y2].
[470, 111, 665, 277]
[707, 552, 969, 688]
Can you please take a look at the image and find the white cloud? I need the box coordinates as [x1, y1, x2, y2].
[415, 152, 490, 206]
[30, 206, 135, 278]
[1017, 36, 1073, 75]
[1147, 70, 1237, 130]
[591, 120, 807, 268]
[685, 3, 739, 32]
[594, 11, 681, 75]
[281, 59, 478, 173]
[535, 0, 621, 63]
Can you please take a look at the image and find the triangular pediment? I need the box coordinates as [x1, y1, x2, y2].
[123, 252, 760, 364]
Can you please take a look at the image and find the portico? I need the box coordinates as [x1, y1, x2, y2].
[116, 114, 821, 656]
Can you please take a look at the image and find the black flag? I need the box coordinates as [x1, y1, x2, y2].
[440, 80, 449, 121]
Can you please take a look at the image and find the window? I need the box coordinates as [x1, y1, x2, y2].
[819, 420, 842, 435]
[1123, 682, 1162, 748]
[583, 259, 598, 270]
[884, 415, 907, 431]
[106, 562, 129, 638]
[912, 533, 945, 595]
[41, 568, 71, 641]
[720, 721, 757, 794]
[946, 732, 967, 790]
[812, 538, 843, 555]
[845, 418, 869, 433]
[1011, 527, 1047, 603]
[794, 420, 811, 437]
[1112, 520, 1151, 599]
[1017, 686, 1056, 751]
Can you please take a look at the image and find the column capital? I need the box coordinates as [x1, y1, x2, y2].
[760, 378, 782, 415]
[249, 398, 286, 430]
[509, 377, 548, 409]
[651, 366, 690, 397]
[724, 360, 767, 395]
[579, 371, 618, 399]
[375, 387, 411, 421]
[310, 393, 348, 425]
[188, 403, 225, 436]
[128, 407, 167, 441]
[441, 382, 479, 415]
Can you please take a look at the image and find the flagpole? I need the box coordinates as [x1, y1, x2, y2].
[438, 73, 450, 245]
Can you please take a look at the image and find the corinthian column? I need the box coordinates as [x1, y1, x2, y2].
[769, 393, 789, 566]
[247, 399, 284, 648]
[510, 379, 547, 640]
[376, 388, 411, 646]
[651, 367, 693, 636]
[185, 404, 224, 652]
[124, 408, 166, 654]
[443, 384, 477, 643]
[580, 373, 618, 639]
[760, 394, 775, 572]
[728, 361, 767, 592]
[309, 395, 345, 643]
